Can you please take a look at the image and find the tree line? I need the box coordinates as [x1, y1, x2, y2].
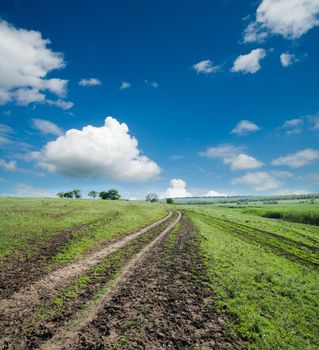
[56, 189, 121, 200]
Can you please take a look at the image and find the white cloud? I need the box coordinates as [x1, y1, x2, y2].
[193, 59, 219, 74]
[0, 123, 14, 145]
[282, 118, 304, 134]
[0, 123, 14, 135]
[46, 99, 74, 110]
[200, 144, 243, 159]
[144, 80, 159, 88]
[231, 49, 266, 74]
[231, 120, 261, 135]
[271, 170, 293, 178]
[120, 81, 131, 90]
[31, 116, 160, 181]
[14, 88, 45, 105]
[0, 20, 69, 106]
[79, 78, 102, 87]
[0, 159, 16, 171]
[272, 148, 319, 168]
[232, 171, 282, 192]
[310, 114, 319, 130]
[164, 179, 192, 198]
[32, 119, 63, 136]
[200, 144, 263, 171]
[244, 0, 319, 42]
[280, 53, 298, 67]
[230, 154, 263, 171]
[205, 190, 227, 197]
[276, 189, 310, 195]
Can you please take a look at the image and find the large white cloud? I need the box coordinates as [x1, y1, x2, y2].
[0, 20, 72, 108]
[231, 120, 261, 135]
[231, 49, 266, 74]
[31, 116, 160, 181]
[200, 144, 263, 171]
[271, 148, 319, 167]
[164, 179, 192, 198]
[232, 171, 282, 192]
[244, 0, 319, 42]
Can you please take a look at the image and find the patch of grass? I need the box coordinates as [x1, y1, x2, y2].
[188, 209, 319, 350]
[114, 336, 128, 350]
[243, 204, 319, 226]
[0, 197, 166, 262]
[165, 222, 180, 253]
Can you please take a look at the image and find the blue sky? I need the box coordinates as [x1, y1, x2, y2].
[0, 0, 319, 198]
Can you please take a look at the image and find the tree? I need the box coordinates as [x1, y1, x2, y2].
[166, 198, 174, 204]
[88, 190, 98, 199]
[146, 193, 159, 202]
[72, 189, 82, 199]
[63, 191, 73, 198]
[99, 189, 121, 200]
[107, 189, 121, 200]
[57, 192, 64, 198]
[99, 191, 108, 200]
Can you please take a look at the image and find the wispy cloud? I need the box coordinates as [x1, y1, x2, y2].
[200, 143, 263, 171]
[231, 120, 261, 135]
[79, 78, 102, 87]
[193, 59, 220, 74]
[272, 149, 319, 168]
[32, 119, 63, 136]
[120, 81, 131, 90]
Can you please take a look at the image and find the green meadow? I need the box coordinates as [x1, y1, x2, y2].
[0, 197, 166, 263]
[185, 203, 319, 349]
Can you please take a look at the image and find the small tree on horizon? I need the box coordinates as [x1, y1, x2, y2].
[72, 189, 82, 199]
[166, 198, 174, 204]
[57, 192, 64, 198]
[146, 193, 159, 202]
[99, 189, 121, 200]
[88, 190, 98, 199]
[63, 191, 73, 198]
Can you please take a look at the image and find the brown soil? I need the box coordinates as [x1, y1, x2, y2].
[67, 216, 244, 350]
[0, 223, 89, 299]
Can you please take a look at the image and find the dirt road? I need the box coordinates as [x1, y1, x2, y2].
[1, 211, 244, 349]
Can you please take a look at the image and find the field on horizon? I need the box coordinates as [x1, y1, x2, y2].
[0, 196, 318, 349]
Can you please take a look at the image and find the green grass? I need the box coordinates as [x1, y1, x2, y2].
[187, 207, 319, 350]
[0, 197, 166, 262]
[243, 204, 319, 226]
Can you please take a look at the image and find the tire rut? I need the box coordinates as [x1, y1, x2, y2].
[0, 211, 172, 349]
[39, 212, 182, 350]
[43, 213, 244, 350]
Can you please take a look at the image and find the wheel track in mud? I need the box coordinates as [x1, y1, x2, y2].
[39, 211, 182, 350]
[0, 210, 173, 349]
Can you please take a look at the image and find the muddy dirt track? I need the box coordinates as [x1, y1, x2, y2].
[1, 211, 244, 350]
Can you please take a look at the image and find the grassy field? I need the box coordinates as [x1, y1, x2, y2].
[1, 197, 319, 349]
[0, 197, 166, 263]
[185, 204, 319, 349]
